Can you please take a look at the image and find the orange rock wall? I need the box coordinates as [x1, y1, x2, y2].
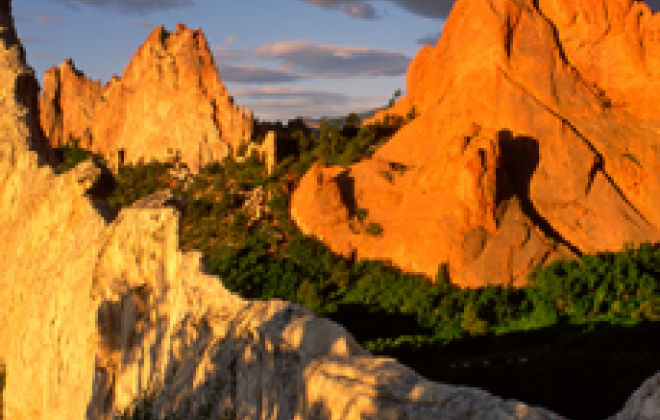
[39, 23, 256, 175]
[291, 0, 660, 289]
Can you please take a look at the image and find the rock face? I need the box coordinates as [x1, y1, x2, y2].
[39, 58, 103, 152]
[38, 23, 267, 175]
[293, 0, 660, 289]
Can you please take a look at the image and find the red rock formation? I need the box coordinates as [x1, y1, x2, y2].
[292, 0, 660, 289]
[38, 23, 256, 175]
[39, 58, 103, 150]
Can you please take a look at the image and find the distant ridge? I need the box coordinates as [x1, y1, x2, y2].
[297, 105, 389, 131]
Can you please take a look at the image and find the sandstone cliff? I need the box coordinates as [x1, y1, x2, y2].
[293, 0, 660, 289]
[38, 23, 259, 175]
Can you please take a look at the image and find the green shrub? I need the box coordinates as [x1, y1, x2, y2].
[380, 170, 394, 183]
[47, 121, 660, 420]
[623, 153, 641, 167]
[56, 137, 100, 172]
[405, 105, 419, 122]
[460, 301, 489, 336]
[365, 222, 383, 236]
[237, 142, 248, 158]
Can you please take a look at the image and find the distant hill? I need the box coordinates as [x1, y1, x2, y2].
[253, 105, 391, 142]
[299, 106, 389, 131]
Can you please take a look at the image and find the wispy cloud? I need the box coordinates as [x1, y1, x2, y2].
[125, 18, 161, 28]
[232, 86, 349, 102]
[217, 64, 302, 84]
[14, 6, 64, 25]
[210, 40, 409, 85]
[211, 34, 251, 62]
[17, 34, 43, 44]
[297, 0, 451, 20]
[33, 52, 54, 61]
[34, 0, 195, 16]
[230, 86, 389, 121]
[248, 40, 410, 79]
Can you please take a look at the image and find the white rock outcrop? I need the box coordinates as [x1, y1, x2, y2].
[1, 1, 659, 420]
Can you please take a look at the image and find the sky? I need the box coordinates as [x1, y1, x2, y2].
[13, 0, 660, 123]
[13, 0, 457, 122]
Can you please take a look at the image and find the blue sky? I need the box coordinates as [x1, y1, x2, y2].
[14, 0, 660, 122]
[14, 0, 457, 122]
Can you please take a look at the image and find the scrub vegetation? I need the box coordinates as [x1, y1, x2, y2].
[5, 91, 660, 420]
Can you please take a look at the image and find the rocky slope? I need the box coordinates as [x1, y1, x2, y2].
[296, 0, 660, 289]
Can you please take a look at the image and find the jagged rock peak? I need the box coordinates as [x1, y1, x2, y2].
[293, 0, 660, 289]
[38, 21, 256, 175]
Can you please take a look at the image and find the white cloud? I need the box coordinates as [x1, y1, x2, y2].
[233, 87, 389, 121]
[249, 40, 410, 79]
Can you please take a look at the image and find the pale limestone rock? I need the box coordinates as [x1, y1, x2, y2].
[264, 130, 276, 176]
[235, 130, 277, 176]
[605, 372, 660, 420]
[1, 1, 660, 420]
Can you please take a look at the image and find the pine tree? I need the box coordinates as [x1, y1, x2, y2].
[330, 120, 341, 155]
[344, 112, 361, 129]
[387, 88, 402, 108]
[341, 112, 361, 139]
[317, 117, 332, 157]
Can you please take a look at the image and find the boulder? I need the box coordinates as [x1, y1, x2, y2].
[293, 0, 660, 289]
[3, 1, 660, 420]
[38, 23, 264, 176]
